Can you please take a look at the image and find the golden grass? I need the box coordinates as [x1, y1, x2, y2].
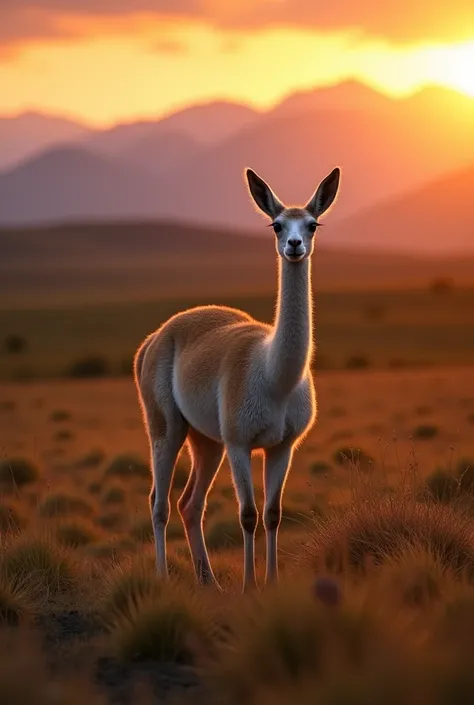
[39, 493, 94, 519]
[0, 369, 473, 702]
[0, 532, 81, 599]
[305, 487, 474, 578]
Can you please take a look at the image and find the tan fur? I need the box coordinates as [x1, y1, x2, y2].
[134, 166, 340, 591]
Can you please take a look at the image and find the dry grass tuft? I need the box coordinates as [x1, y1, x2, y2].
[104, 453, 149, 479]
[304, 489, 474, 579]
[105, 579, 216, 663]
[0, 576, 36, 625]
[100, 556, 164, 625]
[0, 457, 40, 488]
[39, 493, 93, 519]
[101, 485, 125, 505]
[205, 581, 390, 703]
[75, 448, 105, 469]
[56, 521, 100, 548]
[0, 533, 80, 598]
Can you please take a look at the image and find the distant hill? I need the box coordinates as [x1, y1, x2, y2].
[85, 101, 259, 155]
[1, 220, 473, 308]
[120, 131, 203, 177]
[1, 83, 474, 252]
[329, 161, 474, 254]
[149, 85, 474, 234]
[0, 146, 159, 225]
[0, 111, 89, 170]
[271, 79, 393, 117]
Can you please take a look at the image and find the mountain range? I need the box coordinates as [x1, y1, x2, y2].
[1, 82, 473, 253]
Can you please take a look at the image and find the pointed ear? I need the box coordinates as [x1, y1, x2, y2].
[245, 168, 284, 219]
[305, 167, 341, 218]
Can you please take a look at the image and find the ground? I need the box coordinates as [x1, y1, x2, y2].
[1, 367, 474, 703]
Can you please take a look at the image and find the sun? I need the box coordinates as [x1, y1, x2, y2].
[430, 41, 474, 97]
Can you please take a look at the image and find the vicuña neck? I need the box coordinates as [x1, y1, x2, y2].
[265, 257, 313, 398]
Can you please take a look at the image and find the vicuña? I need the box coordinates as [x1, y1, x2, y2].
[134, 165, 341, 591]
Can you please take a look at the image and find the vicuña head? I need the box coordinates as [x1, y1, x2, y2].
[246, 166, 340, 262]
[134, 165, 341, 594]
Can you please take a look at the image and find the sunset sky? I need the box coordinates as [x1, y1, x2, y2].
[1, 1, 474, 126]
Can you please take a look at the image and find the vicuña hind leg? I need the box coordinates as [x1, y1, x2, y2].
[178, 429, 224, 586]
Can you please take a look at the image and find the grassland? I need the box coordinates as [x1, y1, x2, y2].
[2, 219, 474, 702]
[1, 285, 474, 380]
[1, 367, 474, 702]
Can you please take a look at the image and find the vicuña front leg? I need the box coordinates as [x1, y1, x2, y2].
[227, 445, 258, 592]
[263, 442, 293, 585]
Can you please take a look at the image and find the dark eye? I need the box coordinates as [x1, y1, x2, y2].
[272, 222, 282, 234]
[308, 222, 317, 233]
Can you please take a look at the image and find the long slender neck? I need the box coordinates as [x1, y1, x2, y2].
[265, 256, 313, 398]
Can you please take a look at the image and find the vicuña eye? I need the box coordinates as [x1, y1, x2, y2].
[308, 222, 317, 233]
[272, 222, 282, 234]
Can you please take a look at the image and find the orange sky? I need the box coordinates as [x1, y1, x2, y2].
[1, 3, 473, 125]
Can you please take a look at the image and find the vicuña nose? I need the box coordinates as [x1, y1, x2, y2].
[288, 238, 302, 248]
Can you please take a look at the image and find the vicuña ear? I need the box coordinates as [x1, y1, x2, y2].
[305, 167, 341, 218]
[245, 168, 284, 219]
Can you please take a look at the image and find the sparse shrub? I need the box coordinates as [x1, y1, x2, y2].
[1, 536, 78, 596]
[49, 409, 72, 423]
[102, 485, 125, 505]
[75, 448, 105, 468]
[39, 493, 93, 519]
[88, 481, 102, 495]
[53, 429, 74, 442]
[56, 521, 98, 548]
[346, 355, 371, 369]
[332, 447, 375, 471]
[96, 512, 123, 531]
[104, 453, 149, 479]
[413, 424, 439, 440]
[66, 355, 111, 378]
[0, 503, 23, 533]
[310, 461, 331, 475]
[0, 457, 39, 487]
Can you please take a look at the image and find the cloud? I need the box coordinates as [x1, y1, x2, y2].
[1, 1, 473, 46]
